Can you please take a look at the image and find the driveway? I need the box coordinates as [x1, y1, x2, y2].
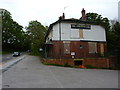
[2, 55, 118, 88]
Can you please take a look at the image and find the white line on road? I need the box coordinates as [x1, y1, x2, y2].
[47, 66, 64, 88]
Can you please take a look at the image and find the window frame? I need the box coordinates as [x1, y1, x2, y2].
[63, 41, 70, 54]
[88, 42, 97, 53]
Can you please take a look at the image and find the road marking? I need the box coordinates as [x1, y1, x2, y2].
[47, 67, 64, 88]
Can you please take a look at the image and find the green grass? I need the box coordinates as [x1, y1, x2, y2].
[42, 62, 72, 68]
[85, 65, 97, 69]
[2, 51, 13, 55]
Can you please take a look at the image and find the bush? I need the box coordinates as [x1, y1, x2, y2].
[64, 62, 72, 67]
[85, 65, 96, 69]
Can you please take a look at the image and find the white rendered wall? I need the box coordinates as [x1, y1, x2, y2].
[83, 25, 106, 41]
[49, 22, 106, 42]
[52, 24, 59, 40]
[118, 1, 120, 22]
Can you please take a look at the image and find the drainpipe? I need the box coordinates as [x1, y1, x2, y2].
[59, 22, 62, 59]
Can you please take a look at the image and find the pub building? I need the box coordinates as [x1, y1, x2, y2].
[44, 8, 107, 59]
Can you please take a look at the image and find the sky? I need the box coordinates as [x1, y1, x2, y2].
[0, 0, 119, 28]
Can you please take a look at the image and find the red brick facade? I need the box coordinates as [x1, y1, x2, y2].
[46, 41, 107, 59]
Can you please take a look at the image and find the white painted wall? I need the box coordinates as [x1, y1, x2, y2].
[52, 24, 59, 40]
[83, 25, 106, 41]
[47, 22, 106, 42]
[118, 1, 120, 22]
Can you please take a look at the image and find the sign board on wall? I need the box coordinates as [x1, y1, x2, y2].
[71, 24, 91, 29]
[71, 52, 75, 56]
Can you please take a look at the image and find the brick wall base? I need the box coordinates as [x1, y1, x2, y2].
[41, 59, 74, 66]
[42, 57, 118, 68]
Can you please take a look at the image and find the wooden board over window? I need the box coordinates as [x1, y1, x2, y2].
[79, 29, 83, 38]
[88, 42, 97, 53]
[100, 43, 104, 56]
[64, 41, 70, 54]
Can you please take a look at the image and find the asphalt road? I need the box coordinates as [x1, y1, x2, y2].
[2, 54, 13, 62]
[1, 52, 27, 63]
[2, 55, 119, 88]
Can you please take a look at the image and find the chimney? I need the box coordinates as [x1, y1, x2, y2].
[81, 8, 86, 21]
[62, 13, 65, 20]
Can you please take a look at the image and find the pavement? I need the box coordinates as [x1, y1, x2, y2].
[2, 55, 119, 88]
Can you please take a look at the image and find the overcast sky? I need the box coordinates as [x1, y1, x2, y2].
[0, 0, 119, 28]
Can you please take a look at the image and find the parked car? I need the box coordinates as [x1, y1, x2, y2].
[13, 52, 20, 57]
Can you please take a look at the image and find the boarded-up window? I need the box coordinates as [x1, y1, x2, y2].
[88, 42, 97, 53]
[100, 43, 104, 56]
[79, 29, 83, 38]
[63, 41, 70, 54]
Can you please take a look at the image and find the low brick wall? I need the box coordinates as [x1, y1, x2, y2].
[109, 56, 118, 68]
[41, 57, 118, 68]
[42, 58, 74, 66]
[83, 58, 109, 68]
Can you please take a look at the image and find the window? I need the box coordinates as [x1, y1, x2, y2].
[88, 42, 97, 53]
[80, 45, 83, 49]
[100, 43, 104, 56]
[63, 41, 70, 54]
[79, 29, 83, 38]
[71, 29, 84, 39]
[74, 60, 83, 66]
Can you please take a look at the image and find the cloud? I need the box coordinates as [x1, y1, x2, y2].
[0, 0, 119, 27]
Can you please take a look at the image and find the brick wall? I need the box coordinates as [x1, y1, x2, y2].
[109, 56, 118, 67]
[83, 58, 109, 68]
[42, 57, 118, 68]
[50, 41, 107, 59]
[42, 59, 74, 66]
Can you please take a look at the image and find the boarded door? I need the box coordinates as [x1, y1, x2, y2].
[100, 43, 104, 56]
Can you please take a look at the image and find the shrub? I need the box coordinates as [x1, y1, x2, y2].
[85, 65, 96, 69]
[64, 62, 72, 67]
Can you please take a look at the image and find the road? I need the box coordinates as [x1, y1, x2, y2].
[2, 55, 119, 88]
[2, 54, 13, 63]
[1, 52, 27, 63]
[0, 52, 27, 89]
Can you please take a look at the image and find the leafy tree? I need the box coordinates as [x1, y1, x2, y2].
[1, 9, 30, 51]
[26, 20, 47, 55]
[111, 21, 120, 52]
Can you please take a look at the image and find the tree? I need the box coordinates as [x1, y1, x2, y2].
[1, 9, 30, 51]
[111, 21, 120, 52]
[26, 20, 47, 55]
